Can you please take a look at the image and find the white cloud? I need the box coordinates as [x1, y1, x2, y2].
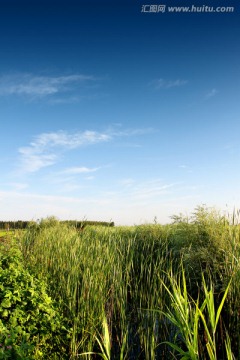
[0, 73, 94, 98]
[131, 180, 175, 201]
[119, 178, 135, 187]
[117, 178, 177, 202]
[0, 181, 203, 225]
[17, 126, 151, 173]
[62, 166, 100, 174]
[9, 182, 29, 190]
[151, 78, 188, 90]
[178, 164, 193, 173]
[0, 190, 114, 222]
[30, 130, 110, 149]
[109, 127, 154, 137]
[48, 96, 81, 104]
[18, 149, 58, 173]
[205, 88, 218, 99]
[18, 130, 111, 173]
[58, 183, 83, 193]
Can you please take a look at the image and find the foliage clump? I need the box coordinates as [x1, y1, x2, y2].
[8, 207, 240, 359]
[0, 240, 68, 359]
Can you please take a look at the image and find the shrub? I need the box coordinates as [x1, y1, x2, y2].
[0, 241, 68, 359]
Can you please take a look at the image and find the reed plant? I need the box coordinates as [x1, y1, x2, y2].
[160, 266, 234, 359]
[17, 207, 240, 359]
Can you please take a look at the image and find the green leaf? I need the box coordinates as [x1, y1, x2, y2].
[1, 298, 11, 308]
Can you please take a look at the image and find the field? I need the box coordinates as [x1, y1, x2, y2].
[0, 230, 15, 238]
[0, 206, 240, 359]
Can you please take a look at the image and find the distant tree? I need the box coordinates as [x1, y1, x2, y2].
[4, 223, 10, 231]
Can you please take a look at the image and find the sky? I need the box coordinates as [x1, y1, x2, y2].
[0, 0, 239, 225]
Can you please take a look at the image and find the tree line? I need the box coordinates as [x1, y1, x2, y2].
[0, 220, 114, 230]
[0, 221, 30, 230]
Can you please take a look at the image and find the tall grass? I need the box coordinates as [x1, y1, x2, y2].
[160, 267, 233, 360]
[18, 207, 240, 359]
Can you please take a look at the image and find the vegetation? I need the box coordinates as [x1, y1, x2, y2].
[0, 220, 114, 231]
[0, 206, 239, 359]
[0, 221, 30, 230]
[0, 237, 68, 359]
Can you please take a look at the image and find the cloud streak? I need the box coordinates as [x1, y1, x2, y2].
[61, 166, 100, 175]
[118, 178, 177, 202]
[18, 130, 111, 172]
[151, 78, 188, 90]
[18, 126, 151, 173]
[205, 88, 218, 99]
[130, 180, 175, 201]
[0, 73, 94, 98]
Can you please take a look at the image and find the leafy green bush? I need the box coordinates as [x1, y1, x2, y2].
[0, 241, 68, 359]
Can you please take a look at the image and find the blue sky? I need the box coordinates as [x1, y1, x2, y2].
[0, 0, 239, 225]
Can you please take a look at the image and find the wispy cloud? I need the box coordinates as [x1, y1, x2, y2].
[178, 164, 193, 173]
[118, 178, 176, 201]
[151, 78, 188, 90]
[0, 190, 112, 220]
[119, 178, 135, 187]
[56, 183, 83, 193]
[18, 126, 151, 173]
[18, 150, 57, 173]
[118, 128, 153, 136]
[30, 130, 110, 148]
[8, 182, 29, 191]
[61, 166, 100, 175]
[18, 130, 111, 172]
[0, 73, 95, 99]
[205, 88, 218, 99]
[131, 180, 175, 201]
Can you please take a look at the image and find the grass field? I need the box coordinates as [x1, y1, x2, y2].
[1, 206, 240, 359]
[0, 230, 15, 237]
